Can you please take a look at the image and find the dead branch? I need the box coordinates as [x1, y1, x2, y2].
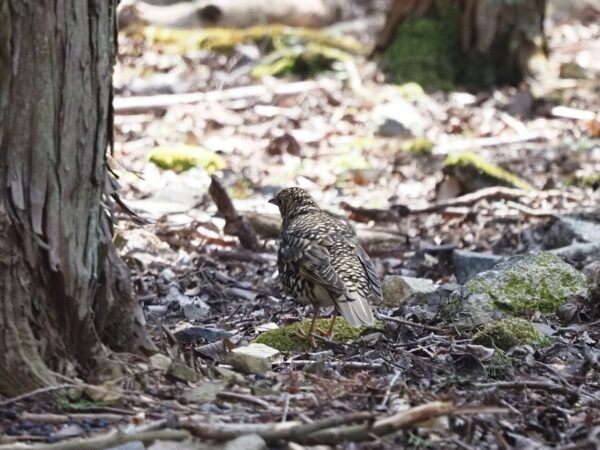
[375, 313, 444, 332]
[209, 176, 261, 251]
[473, 381, 580, 402]
[113, 80, 336, 114]
[217, 391, 278, 411]
[182, 411, 373, 442]
[434, 133, 544, 155]
[244, 211, 406, 254]
[0, 429, 191, 450]
[298, 401, 454, 445]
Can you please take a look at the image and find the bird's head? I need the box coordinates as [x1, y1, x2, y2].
[269, 187, 320, 222]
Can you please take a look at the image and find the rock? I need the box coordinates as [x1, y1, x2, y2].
[381, 275, 436, 307]
[253, 318, 378, 352]
[167, 362, 199, 383]
[443, 151, 533, 193]
[223, 434, 266, 450]
[555, 215, 600, 243]
[472, 318, 550, 351]
[182, 381, 226, 402]
[170, 286, 210, 321]
[452, 250, 502, 283]
[226, 343, 282, 374]
[559, 61, 588, 79]
[373, 100, 428, 138]
[446, 251, 587, 328]
[107, 442, 145, 450]
[212, 366, 246, 383]
[150, 354, 172, 372]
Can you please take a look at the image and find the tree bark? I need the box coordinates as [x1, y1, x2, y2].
[0, 0, 151, 397]
[375, 0, 548, 88]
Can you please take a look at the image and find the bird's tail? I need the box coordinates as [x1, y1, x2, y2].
[334, 292, 374, 327]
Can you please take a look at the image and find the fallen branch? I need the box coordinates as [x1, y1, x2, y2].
[434, 133, 544, 155]
[551, 106, 597, 121]
[473, 381, 580, 402]
[0, 429, 191, 450]
[209, 176, 261, 251]
[182, 411, 373, 442]
[298, 401, 454, 445]
[375, 313, 444, 333]
[243, 211, 406, 254]
[113, 80, 335, 114]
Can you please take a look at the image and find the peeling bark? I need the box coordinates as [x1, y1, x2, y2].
[0, 0, 150, 397]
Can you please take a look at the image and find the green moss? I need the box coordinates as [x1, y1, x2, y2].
[486, 348, 512, 378]
[148, 145, 225, 173]
[253, 318, 379, 352]
[472, 318, 550, 351]
[380, 1, 460, 91]
[401, 138, 434, 155]
[444, 151, 534, 191]
[574, 173, 600, 190]
[462, 252, 587, 316]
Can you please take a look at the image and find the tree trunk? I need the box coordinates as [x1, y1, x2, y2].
[375, 0, 549, 89]
[0, 1, 152, 397]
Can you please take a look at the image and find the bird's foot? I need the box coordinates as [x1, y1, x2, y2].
[295, 329, 318, 349]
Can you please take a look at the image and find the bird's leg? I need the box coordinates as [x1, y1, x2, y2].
[325, 313, 337, 338]
[296, 306, 320, 348]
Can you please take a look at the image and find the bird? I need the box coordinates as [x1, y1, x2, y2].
[269, 187, 382, 347]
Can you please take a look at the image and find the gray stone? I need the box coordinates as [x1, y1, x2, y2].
[452, 250, 502, 283]
[223, 434, 267, 450]
[167, 362, 199, 383]
[556, 216, 600, 243]
[150, 353, 172, 372]
[381, 275, 436, 307]
[182, 381, 226, 402]
[446, 251, 587, 328]
[226, 343, 282, 374]
[177, 292, 210, 320]
[373, 100, 428, 138]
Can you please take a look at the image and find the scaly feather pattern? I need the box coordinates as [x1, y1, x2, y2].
[270, 188, 381, 328]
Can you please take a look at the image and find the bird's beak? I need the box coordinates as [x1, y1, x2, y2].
[268, 197, 279, 206]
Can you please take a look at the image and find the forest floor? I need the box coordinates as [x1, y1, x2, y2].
[1, 2, 600, 450]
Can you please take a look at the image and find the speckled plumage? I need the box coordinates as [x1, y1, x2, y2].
[269, 188, 381, 329]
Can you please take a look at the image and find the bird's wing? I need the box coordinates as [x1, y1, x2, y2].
[353, 239, 383, 301]
[280, 231, 346, 296]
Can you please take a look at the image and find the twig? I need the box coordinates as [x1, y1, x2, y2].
[434, 133, 544, 155]
[0, 429, 190, 450]
[284, 361, 384, 370]
[551, 106, 597, 121]
[377, 371, 402, 410]
[281, 393, 290, 423]
[20, 412, 127, 423]
[0, 384, 73, 407]
[473, 381, 580, 402]
[375, 313, 444, 332]
[209, 176, 260, 251]
[298, 401, 454, 445]
[183, 411, 373, 442]
[113, 80, 336, 114]
[217, 391, 277, 411]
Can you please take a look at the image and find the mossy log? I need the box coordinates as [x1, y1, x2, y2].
[374, 0, 548, 89]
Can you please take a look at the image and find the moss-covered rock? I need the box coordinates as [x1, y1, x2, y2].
[446, 251, 588, 328]
[443, 151, 534, 193]
[148, 145, 225, 173]
[253, 318, 378, 352]
[472, 318, 551, 351]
